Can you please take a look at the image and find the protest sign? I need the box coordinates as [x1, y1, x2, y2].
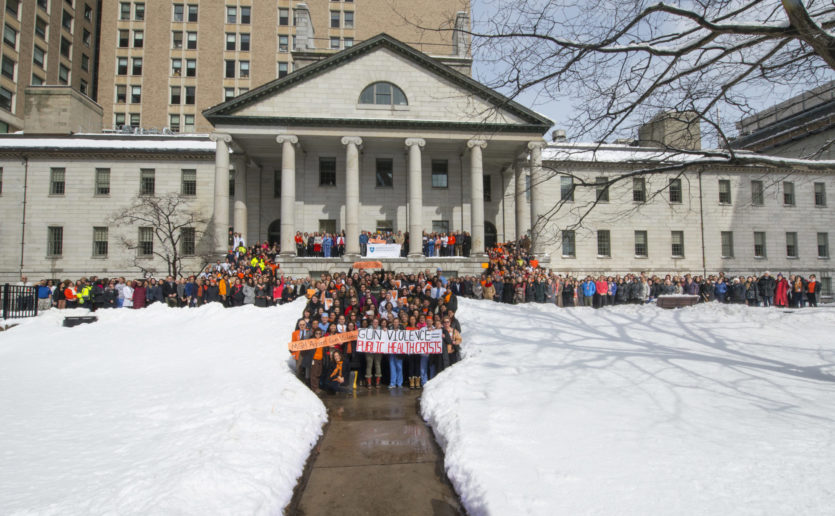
[355, 328, 443, 354]
[366, 244, 401, 258]
[288, 330, 358, 352]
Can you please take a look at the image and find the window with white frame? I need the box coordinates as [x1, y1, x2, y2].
[95, 168, 110, 195]
[754, 231, 766, 258]
[721, 231, 734, 258]
[138, 227, 153, 256]
[786, 232, 798, 258]
[671, 230, 684, 257]
[92, 227, 108, 257]
[818, 233, 829, 259]
[634, 230, 648, 257]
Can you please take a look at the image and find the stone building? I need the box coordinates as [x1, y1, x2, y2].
[0, 0, 99, 132]
[97, 0, 470, 133]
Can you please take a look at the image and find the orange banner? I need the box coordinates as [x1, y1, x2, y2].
[288, 330, 359, 352]
[368, 238, 386, 244]
[352, 261, 383, 269]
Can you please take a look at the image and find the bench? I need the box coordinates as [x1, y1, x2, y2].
[656, 295, 700, 309]
[63, 316, 98, 327]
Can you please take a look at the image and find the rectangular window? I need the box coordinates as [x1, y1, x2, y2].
[669, 178, 682, 203]
[786, 232, 798, 258]
[783, 181, 795, 205]
[82, 28, 90, 46]
[822, 277, 833, 296]
[344, 11, 354, 28]
[818, 232, 829, 258]
[37, 0, 47, 10]
[376, 158, 393, 187]
[0, 86, 11, 111]
[226, 6, 236, 24]
[5, 0, 18, 18]
[170, 86, 180, 104]
[273, 169, 281, 197]
[180, 169, 196, 195]
[432, 220, 449, 234]
[330, 37, 339, 49]
[186, 31, 196, 49]
[79, 79, 88, 96]
[84, 4, 92, 20]
[562, 230, 575, 257]
[169, 114, 180, 133]
[560, 176, 573, 201]
[754, 231, 767, 258]
[134, 3, 144, 21]
[120, 2, 131, 20]
[130, 85, 141, 103]
[60, 37, 71, 58]
[279, 35, 288, 52]
[92, 227, 108, 257]
[185, 59, 196, 77]
[319, 157, 336, 186]
[138, 227, 153, 256]
[1, 55, 15, 80]
[595, 176, 609, 202]
[81, 54, 89, 71]
[331, 11, 340, 28]
[431, 160, 448, 188]
[173, 3, 183, 22]
[633, 177, 646, 202]
[344, 37, 354, 48]
[634, 230, 648, 257]
[483, 174, 492, 202]
[115, 85, 127, 103]
[721, 231, 734, 258]
[133, 30, 144, 48]
[239, 60, 249, 78]
[140, 169, 155, 195]
[277, 62, 288, 78]
[597, 230, 611, 257]
[132, 57, 142, 75]
[130, 113, 139, 127]
[95, 168, 110, 195]
[47, 226, 63, 256]
[185, 86, 195, 104]
[4, 24, 17, 48]
[671, 230, 684, 257]
[240, 33, 250, 51]
[181, 227, 195, 255]
[31, 74, 44, 86]
[279, 8, 289, 25]
[50, 168, 65, 195]
[171, 58, 182, 76]
[815, 182, 826, 206]
[751, 179, 764, 206]
[114, 113, 125, 127]
[183, 115, 194, 133]
[240, 6, 250, 24]
[226, 33, 236, 51]
[224, 87, 234, 100]
[62, 10, 73, 31]
[718, 179, 731, 204]
[187, 4, 198, 22]
[35, 17, 48, 40]
[225, 59, 234, 78]
[172, 31, 183, 48]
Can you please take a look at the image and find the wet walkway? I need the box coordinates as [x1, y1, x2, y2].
[291, 388, 463, 515]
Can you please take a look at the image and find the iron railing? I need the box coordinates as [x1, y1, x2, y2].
[1, 284, 38, 319]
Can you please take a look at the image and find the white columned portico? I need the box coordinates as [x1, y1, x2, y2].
[276, 135, 298, 257]
[528, 141, 547, 257]
[514, 159, 527, 240]
[405, 138, 425, 257]
[210, 133, 232, 253]
[232, 154, 248, 245]
[468, 139, 487, 255]
[341, 136, 362, 256]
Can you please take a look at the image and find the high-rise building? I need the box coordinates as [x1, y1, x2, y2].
[0, 0, 100, 132]
[97, 0, 470, 134]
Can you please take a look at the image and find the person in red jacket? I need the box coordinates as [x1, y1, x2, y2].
[774, 274, 789, 307]
[594, 276, 608, 308]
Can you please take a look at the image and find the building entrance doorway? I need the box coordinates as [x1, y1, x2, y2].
[268, 219, 280, 245]
[485, 221, 497, 248]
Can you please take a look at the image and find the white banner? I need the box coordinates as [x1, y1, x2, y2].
[366, 243, 401, 258]
[356, 327, 443, 354]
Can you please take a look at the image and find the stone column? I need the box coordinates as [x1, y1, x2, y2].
[232, 155, 248, 245]
[210, 133, 232, 254]
[341, 137, 362, 256]
[276, 135, 298, 257]
[468, 139, 487, 255]
[405, 138, 425, 257]
[528, 141, 547, 257]
[514, 159, 527, 240]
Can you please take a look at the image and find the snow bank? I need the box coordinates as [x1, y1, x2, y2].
[0, 299, 325, 515]
[423, 299, 835, 515]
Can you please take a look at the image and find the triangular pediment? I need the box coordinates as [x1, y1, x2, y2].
[203, 34, 552, 132]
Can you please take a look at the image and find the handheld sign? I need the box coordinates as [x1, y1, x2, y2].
[355, 327, 443, 354]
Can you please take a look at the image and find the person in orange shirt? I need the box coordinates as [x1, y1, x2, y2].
[807, 274, 818, 307]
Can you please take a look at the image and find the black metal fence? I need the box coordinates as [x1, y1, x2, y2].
[1, 284, 38, 319]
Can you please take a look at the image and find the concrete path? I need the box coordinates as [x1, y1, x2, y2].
[291, 387, 463, 515]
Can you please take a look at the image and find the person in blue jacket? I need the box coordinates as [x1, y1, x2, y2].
[582, 277, 596, 307]
[714, 277, 728, 303]
[322, 234, 333, 258]
[359, 231, 369, 256]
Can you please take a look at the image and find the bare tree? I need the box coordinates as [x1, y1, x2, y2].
[110, 194, 211, 278]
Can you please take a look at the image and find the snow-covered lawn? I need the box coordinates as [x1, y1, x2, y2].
[0, 299, 325, 515]
[423, 299, 835, 515]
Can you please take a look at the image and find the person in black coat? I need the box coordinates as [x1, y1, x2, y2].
[758, 272, 776, 307]
[730, 278, 746, 304]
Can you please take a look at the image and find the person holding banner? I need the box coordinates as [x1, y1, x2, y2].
[364, 318, 383, 388]
[387, 319, 404, 389]
[292, 320, 313, 382]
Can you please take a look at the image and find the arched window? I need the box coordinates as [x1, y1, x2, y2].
[359, 82, 408, 106]
[267, 219, 281, 245]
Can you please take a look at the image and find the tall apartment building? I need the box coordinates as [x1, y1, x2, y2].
[97, 0, 470, 134]
[0, 0, 99, 132]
